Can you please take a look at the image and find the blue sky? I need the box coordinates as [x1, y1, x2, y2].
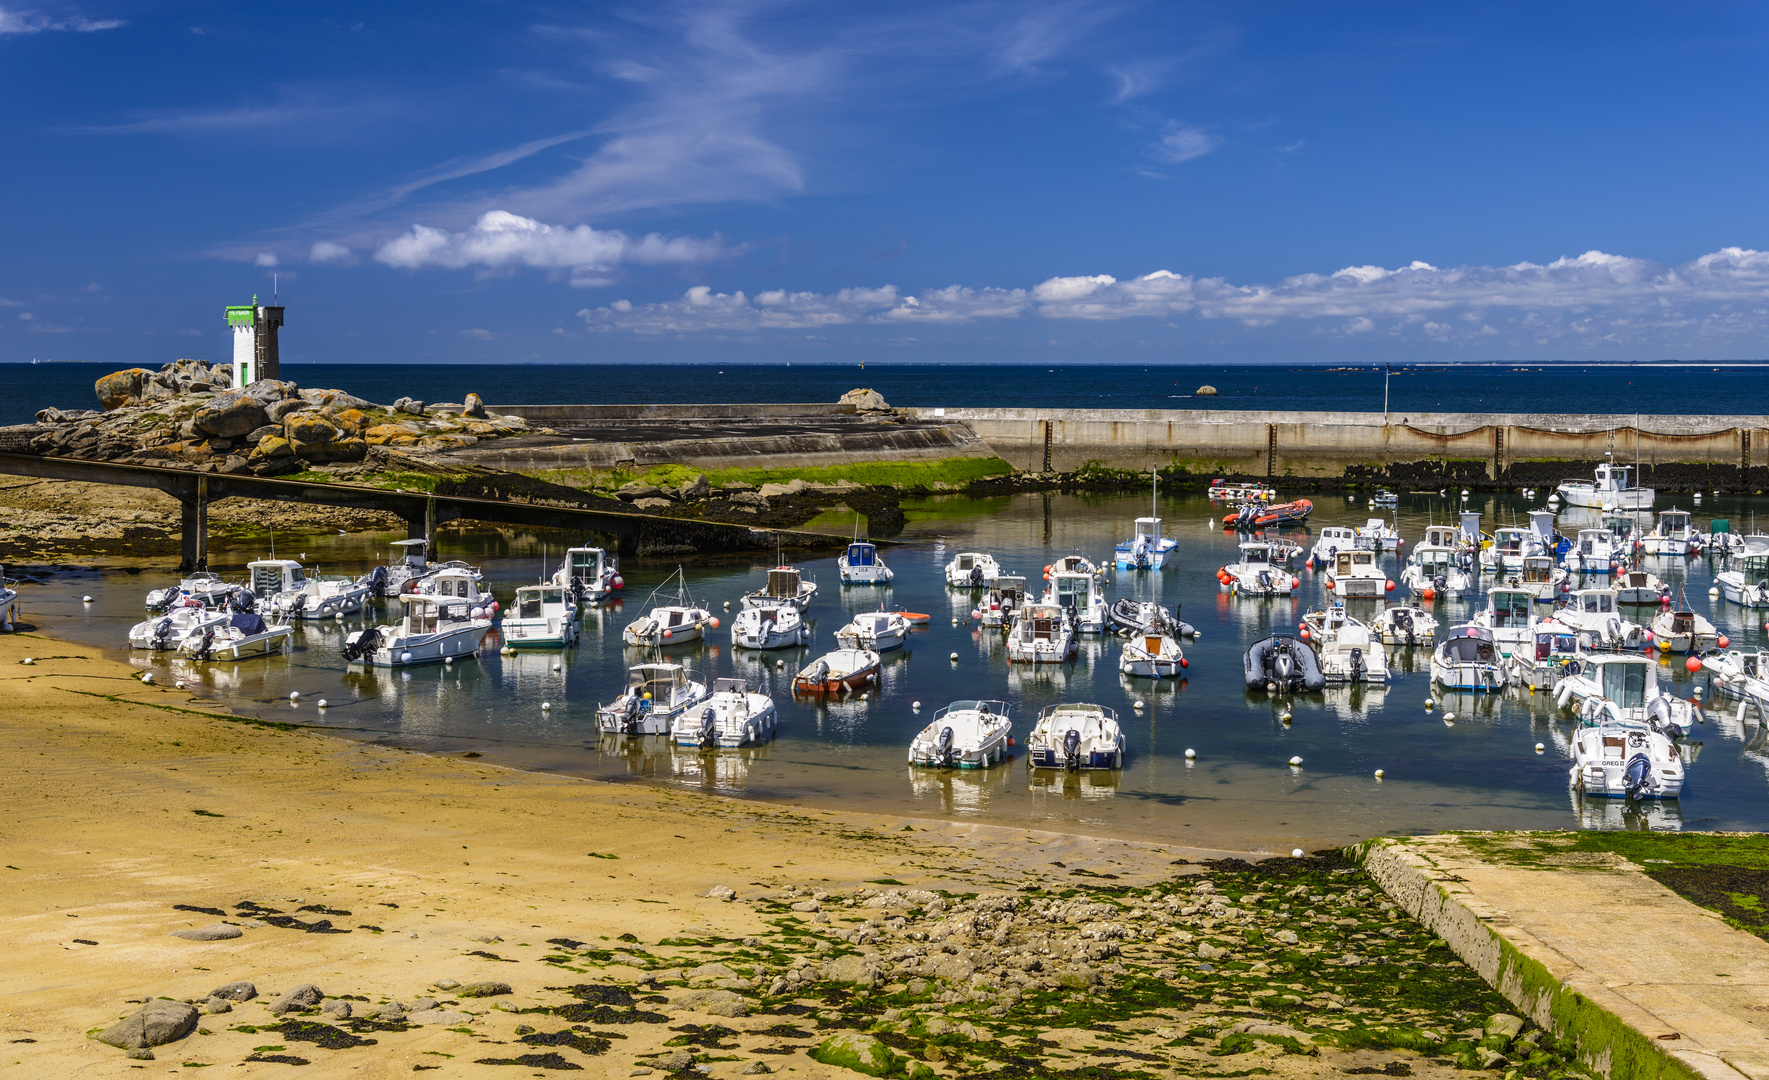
[3, 0, 1768, 366]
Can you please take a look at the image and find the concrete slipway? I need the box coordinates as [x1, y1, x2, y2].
[1360, 835, 1769, 1080]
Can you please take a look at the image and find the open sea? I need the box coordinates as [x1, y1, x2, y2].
[7, 361, 1769, 426]
[17, 489, 1769, 851]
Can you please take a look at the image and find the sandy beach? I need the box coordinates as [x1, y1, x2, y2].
[0, 627, 1578, 1079]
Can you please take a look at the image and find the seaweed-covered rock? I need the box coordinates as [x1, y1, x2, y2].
[808, 1032, 899, 1077]
[95, 999, 198, 1050]
[457, 980, 512, 998]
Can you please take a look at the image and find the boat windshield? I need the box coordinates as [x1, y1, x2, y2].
[1489, 592, 1531, 625]
[518, 590, 545, 619]
[1600, 661, 1649, 709]
[570, 550, 604, 577]
[1579, 593, 1615, 613]
[712, 677, 748, 694]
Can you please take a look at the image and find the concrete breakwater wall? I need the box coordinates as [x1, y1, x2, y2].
[906, 406, 1769, 488]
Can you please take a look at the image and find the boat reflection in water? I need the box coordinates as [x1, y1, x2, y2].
[670, 740, 777, 794]
[1321, 680, 1387, 723]
[1570, 788, 1684, 831]
[1026, 765, 1119, 801]
[907, 762, 1014, 815]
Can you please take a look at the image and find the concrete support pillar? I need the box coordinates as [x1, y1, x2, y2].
[179, 476, 208, 573]
[425, 496, 437, 558]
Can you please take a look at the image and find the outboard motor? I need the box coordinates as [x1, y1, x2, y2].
[194, 627, 217, 661]
[1257, 570, 1272, 591]
[1349, 647, 1365, 682]
[698, 706, 718, 748]
[936, 725, 955, 767]
[1271, 646, 1296, 687]
[622, 695, 644, 734]
[232, 588, 257, 614]
[341, 626, 381, 662]
[1622, 751, 1654, 801]
[1062, 728, 1082, 770]
[1395, 608, 1415, 646]
[152, 617, 174, 649]
[969, 566, 984, 587]
[366, 565, 389, 597]
[1433, 573, 1447, 593]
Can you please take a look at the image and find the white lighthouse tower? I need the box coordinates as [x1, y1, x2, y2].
[224, 294, 285, 388]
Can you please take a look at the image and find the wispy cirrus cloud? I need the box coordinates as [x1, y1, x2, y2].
[1148, 121, 1221, 163]
[0, 4, 121, 34]
[375, 210, 729, 287]
[580, 246, 1769, 346]
[67, 86, 395, 137]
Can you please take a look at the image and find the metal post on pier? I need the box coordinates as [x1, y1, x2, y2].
[179, 475, 208, 573]
[424, 496, 437, 558]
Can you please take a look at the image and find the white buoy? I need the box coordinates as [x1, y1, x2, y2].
[776, 659, 784, 670]
[82, 594, 93, 603]
[1280, 710, 1292, 723]
[1288, 755, 1303, 766]
[1374, 768, 1385, 779]
[444, 656, 453, 666]
[541, 701, 552, 711]
[951, 618, 958, 625]
[553, 662, 562, 671]
[1424, 699, 1435, 710]
[1709, 587, 1720, 599]
[289, 690, 299, 701]
[501, 646, 515, 655]
[318, 699, 329, 709]
[1291, 848, 1304, 858]
[1133, 699, 1146, 710]
[912, 700, 922, 710]
[1534, 742, 1545, 753]
[950, 652, 959, 661]
[140, 672, 154, 684]
[1443, 712, 1456, 721]
[1184, 748, 1196, 759]
[1692, 685, 1704, 698]
[175, 680, 185, 689]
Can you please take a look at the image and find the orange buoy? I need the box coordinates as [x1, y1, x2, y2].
[1686, 656, 1703, 673]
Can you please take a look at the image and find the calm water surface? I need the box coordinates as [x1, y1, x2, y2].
[20, 491, 1769, 851]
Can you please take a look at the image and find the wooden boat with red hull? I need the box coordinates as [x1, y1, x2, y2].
[1223, 499, 1314, 530]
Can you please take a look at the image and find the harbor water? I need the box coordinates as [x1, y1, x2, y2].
[17, 490, 1769, 852]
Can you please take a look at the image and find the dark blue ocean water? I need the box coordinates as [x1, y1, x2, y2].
[5, 361, 1767, 427]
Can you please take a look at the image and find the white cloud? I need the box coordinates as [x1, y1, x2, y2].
[309, 241, 354, 264]
[0, 6, 122, 34]
[374, 210, 726, 286]
[253, 252, 279, 267]
[1150, 122, 1221, 163]
[582, 246, 1769, 345]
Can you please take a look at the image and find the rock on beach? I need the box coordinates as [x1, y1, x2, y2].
[96, 999, 198, 1050]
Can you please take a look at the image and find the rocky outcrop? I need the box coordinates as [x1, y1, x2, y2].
[95, 999, 199, 1050]
[839, 387, 891, 412]
[192, 392, 268, 439]
[96, 359, 233, 409]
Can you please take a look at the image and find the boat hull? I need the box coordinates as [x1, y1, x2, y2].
[359, 623, 491, 667]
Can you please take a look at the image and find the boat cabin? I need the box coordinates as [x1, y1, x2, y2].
[849, 612, 898, 639]
[1414, 548, 1457, 572]
[1601, 516, 1638, 542]
[1569, 589, 1618, 616]
[1048, 571, 1095, 607]
[1051, 555, 1094, 574]
[1576, 654, 1654, 710]
[1486, 588, 1533, 627]
[1664, 611, 1701, 636]
[845, 542, 879, 567]
[1239, 543, 1277, 568]
[1132, 516, 1164, 540]
[1332, 549, 1381, 575]
[514, 584, 569, 620]
[1419, 524, 1461, 549]
[1529, 509, 1559, 543]
[1318, 526, 1356, 548]
[1657, 510, 1692, 536]
[1492, 527, 1528, 556]
[399, 594, 476, 634]
[1441, 626, 1500, 664]
[1015, 604, 1067, 642]
[564, 547, 608, 583]
[389, 538, 429, 567]
[626, 663, 697, 708]
[989, 575, 1028, 609]
[762, 567, 802, 599]
[247, 559, 306, 598]
[424, 567, 482, 600]
[1530, 628, 1583, 661]
[1521, 555, 1557, 582]
[952, 553, 984, 571]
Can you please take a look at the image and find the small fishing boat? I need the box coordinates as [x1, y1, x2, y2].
[1715, 538, 1769, 607]
[1370, 488, 1399, 507]
[596, 662, 709, 736]
[1699, 648, 1769, 702]
[1556, 459, 1655, 511]
[343, 594, 493, 668]
[1564, 527, 1622, 575]
[976, 574, 1027, 628]
[1006, 603, 1077, 664]
[1219, 541, 1300, 596]
[1641, 509, 1700, 557]
[907, 700, 1012, 768]
[1504, 554, 1568, 603]
[374, 539, 433, 597]
[1400, 545, 1475, 599]
[1648, 607, 1719, 654]
[1026, 703, 1123, 769]
[245, 558, 309, 608]
[731, 602, 809, 649]
[945, 551, 1002, 588]
[264, 571, 372, 621]
[1472, 586, 1538, 658]
[145, 572, 236, 611]
[1114, 521, 1176, 570]
[1208, 480, 1277, 502]
[1119, 630, 1186, 678]
[1374, 604, 1438, 647]
[623, 569, 718, 647]
[1325, 548, 1391, 598]
[792, 647, 881, 693]
[0, 565, 16, 632]
[1309, 526, 1358, 568]
[177, 610, 293, 661]
[1510, 625, 1589, 691]
[1613, 568, 1670, 605]
[1430, 624, 1508, 692]
[1569, 707, 1684, 800]
[1479, 527, 1535, 573]
[1243, 635, 1326, 693]
[555, 546, 623, 603]
[671, 677, 777, 748]
[742, 565, 817, 612]
[1356, 517, 1401, 552]
[1555, 588, 1646, 649]
[128, 602, 231, 650]
[1303, 604, 1389, 683]
[1224, 498, 1314, 530]
[837, 608, 910, 652]
[838, 539, 894, 585]
[1042, 566, 1108, 634]
[501, 583, 580, 648]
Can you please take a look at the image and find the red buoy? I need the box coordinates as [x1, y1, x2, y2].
[1686, 656, 1703, 673]
[1385, 580, 1395, 592]
[1719, 635, 1730, 648]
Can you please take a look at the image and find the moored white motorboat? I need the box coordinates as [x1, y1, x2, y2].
[1375, 604, 1439, 647]
[742, 565, 817, 611]
[1556, 459, 1655, 511]
[976, 574, 1027, 628]
[622, 569, 717, 647]
[1641, 509, 1700, 557]
[145, 572, 236, 611]
[792, 647, 881, 693]
[375, 539, 432, 597]
[416, 565, 494, 606]
[1119, 630, 1185, 678]
[1555, 587, 1646, 649]
[1554, 651, 1697, 738]
[837, 608, 910, 652]
[264, 572, 371, 621]
[670, 677, 777, 748]
[731, 602, 809, 649]
[1027, 703, 1123, 770]
[1649, 607, 1719, 654]
[1006, 603, 1077, 664]
[343, 594, 493, 668]
[1303, 604, 1389, 683]
[1503, 554, 1568, 603]
[838, 540, 894, 585]
[908, 699, 1012, 768]
[1565, 528, 1622, 575]
[1356, 517, 1401, 552]
[555, 546, 622, 603]
[1401, 545, 1475, 599]
[1114, 517, 1176, 570]
[0, 565, 16, 632]
[1715, 541, 1769, 608]
[1480, 527, 1534, 573]
[1700, 648, 1769, 702]
[1569, 709, 1684, 800]
[1219, 541, 1299, 596]
[1510, 625, 1588, 691]
[1430, 624, 1508, 692]
[1472, 586, 1538, 658]
[246, 558, 309, 609]
[128, 602, 231, 651]
[1042, 567, 1108, 634]
[945, 551, 1002, 588]
[1309, 526, 1358, 568]
[596, 663, 709, 736]
[501, 583, 580, 648]
[1325, 548, 1391, 599]
[177, 610, 293, 661]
